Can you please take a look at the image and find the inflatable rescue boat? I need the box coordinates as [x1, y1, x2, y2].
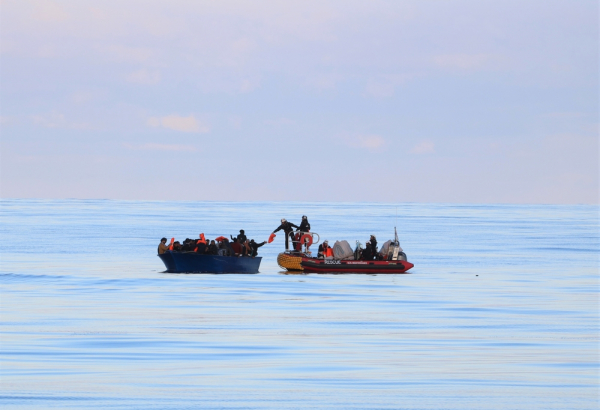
[278, 228, 414, 274]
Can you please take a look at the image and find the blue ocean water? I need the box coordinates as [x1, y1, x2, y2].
[0, 200, 598, 410]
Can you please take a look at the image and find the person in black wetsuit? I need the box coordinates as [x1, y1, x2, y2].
[272, 218, 299, 250]
[249, 239, 267, 257]
[299, 215, 310, 233]
[361, 242, 373, 260]
[369, 235, 378, 258]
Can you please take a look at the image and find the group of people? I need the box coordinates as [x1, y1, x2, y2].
[272, 215, 311, 251]
[316, 235, 379, 260]
[358, 235, 379, 260]
[158, 229, 266, 258]
[158, 215, 381, 261]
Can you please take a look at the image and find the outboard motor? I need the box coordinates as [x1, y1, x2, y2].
[389, 227, 407, 261]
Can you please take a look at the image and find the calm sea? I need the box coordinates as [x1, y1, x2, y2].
[0, 200, 598, 410]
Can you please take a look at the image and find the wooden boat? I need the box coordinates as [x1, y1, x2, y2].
[158, 251, 261, 273]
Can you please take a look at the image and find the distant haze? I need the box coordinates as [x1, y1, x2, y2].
[1, 0, 598, 204]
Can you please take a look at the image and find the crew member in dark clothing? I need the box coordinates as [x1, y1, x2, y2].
[249, 239, 266, 257]
[361, 242, 373, 260]
[172, 241, 182, 252]
[299, 215, 310, 232]
[272, 218, 299, 250]
[230, 238, 243, 256]
[369, 235, 378, 258]
[297, 215, 312, 251]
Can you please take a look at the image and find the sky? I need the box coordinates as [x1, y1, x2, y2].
[0, 0, 598, 204]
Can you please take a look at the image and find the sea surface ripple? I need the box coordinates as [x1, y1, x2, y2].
[0, 200, 598, 409]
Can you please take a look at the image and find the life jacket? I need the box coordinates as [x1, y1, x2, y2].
[323, 247, 333, 257]
[198, 233, 206, 245]
[168, 238, 174, 250]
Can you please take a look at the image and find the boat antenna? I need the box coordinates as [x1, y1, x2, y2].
[394, 206, 399, 244]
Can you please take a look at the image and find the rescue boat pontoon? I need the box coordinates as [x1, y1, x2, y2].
[277, 227, 414, 274]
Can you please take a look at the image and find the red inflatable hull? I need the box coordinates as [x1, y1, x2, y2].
[301, 258, 414, 274]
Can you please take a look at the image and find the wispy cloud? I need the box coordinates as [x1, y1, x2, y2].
[343, 134, 386, 151]
[126, 69, 160, 85]
[264, 118, 296, 126]
[147, 115, 209, 133]
[411, 141, 434, 154]
[31, 111, 90, 129]
[123, 143, 197, 152]
[33, 0, 69, 22]
[433, 53, 504, 70]
[364, 74, 416, 98]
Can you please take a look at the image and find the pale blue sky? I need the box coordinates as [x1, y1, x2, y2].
[1, 0, 598, 203]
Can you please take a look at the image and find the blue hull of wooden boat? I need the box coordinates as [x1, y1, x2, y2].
[158, 251, 261, 274]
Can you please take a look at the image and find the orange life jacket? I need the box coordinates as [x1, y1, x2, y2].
[168, 237, 174, 250]
[323, 247, 333, 257]
[197, 233, 206, 244]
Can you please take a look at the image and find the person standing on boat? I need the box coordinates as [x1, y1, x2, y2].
[361, 242, 373, 260]
[369, 235, 378, 257]
[232, 230, 247, 244]
[272, 218, 299, 250]
[299, 215, 310, 233]
[298, 215, 312, 251]
[158, 238, 169, 254]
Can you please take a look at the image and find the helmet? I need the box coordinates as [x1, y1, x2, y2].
[323, 240, 328, 244]
[302, 215, 307, 219]
[281, 218, 287, 223]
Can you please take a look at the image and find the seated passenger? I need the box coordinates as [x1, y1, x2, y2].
[318, 240, 333, 258]
[361, 242, 373, 260]
[231, 238, 243, 256]
[208, 240, 218, 255]
[241, 239, 251, 257]
[249, 239, 266, 257]
[173, 241, 182, 252]
[181, 239, 192, 252]
[195, 240, 207, 254]
[158, 238, 169, 254]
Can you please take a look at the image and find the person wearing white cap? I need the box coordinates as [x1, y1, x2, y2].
[317, 240, 333, 258]
[272, 218, 299, 250]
